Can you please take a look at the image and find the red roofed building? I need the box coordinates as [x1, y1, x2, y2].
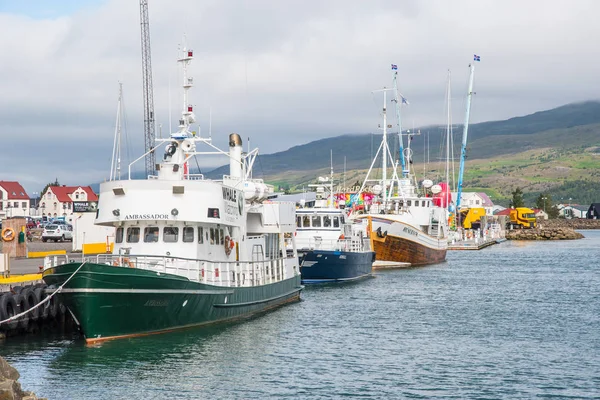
[40, 185, 99, 222]
[0, 181, 31, 219]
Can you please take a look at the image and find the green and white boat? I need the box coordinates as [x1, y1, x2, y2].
[42, 46, 302, 344]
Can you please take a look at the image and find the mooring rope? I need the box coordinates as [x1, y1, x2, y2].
[0, 261, 88, 326]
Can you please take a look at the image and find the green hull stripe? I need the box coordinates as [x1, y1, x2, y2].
[50, 288, 234, 295]
[214, 287, 303, 308]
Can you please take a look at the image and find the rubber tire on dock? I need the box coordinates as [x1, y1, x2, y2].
[0, 293, 20, 331]
[34, 287, 49, 320]
[21, 287, 40, 322]
[48, 294, 59, 319]
[14, 294, 30, 330]
[11, 286, 23, 295]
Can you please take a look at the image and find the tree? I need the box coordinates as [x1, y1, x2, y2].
[511, 187, 525, 208]
[41, 178, 61, 197]
[535, 193, 559, 219]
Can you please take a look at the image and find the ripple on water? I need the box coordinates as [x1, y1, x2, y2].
[3, 232, 600, 399]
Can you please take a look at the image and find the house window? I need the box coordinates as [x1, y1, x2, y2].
[183, 227, 194, 243]
[22, 202, 27, 208]
[407, 200, 412, 206]
[115, 227, 124, 243]
[197, 227, 204, 244]
[63, 204, 67, 209]
[127, 227, 140, 243]
[41, 202, 45, 208]
[144, 227, 159, 242]
[76, 194, 79, 199]
[13, 202, 18, 208]
[53, 202, 57, 210]
[476, 200, 480, 205]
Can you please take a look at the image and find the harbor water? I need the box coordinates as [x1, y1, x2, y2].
[2, 231, 600, 399]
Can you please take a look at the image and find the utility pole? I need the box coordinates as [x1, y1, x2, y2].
[140, 0, 156, 177]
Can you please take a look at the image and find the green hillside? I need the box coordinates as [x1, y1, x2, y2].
[208, 101, 600, 206]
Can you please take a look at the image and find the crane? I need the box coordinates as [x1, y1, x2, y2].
[140, 0, 155, 177]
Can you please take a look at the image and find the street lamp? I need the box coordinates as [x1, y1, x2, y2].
[541, 196, 547, 214]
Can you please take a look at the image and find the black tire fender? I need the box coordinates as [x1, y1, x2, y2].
[13, 294, 29, 330]
[0, 294, 19, 331]
[22, 287, 40, 321]
[34, 287, 49, 320]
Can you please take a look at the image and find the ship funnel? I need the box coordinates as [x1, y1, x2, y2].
[229, 133, 243, 179]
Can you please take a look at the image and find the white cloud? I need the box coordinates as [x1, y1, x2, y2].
[1, 0, 599, 193]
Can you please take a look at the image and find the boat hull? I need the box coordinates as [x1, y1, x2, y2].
[369, 217, 447, 266]
[299, 250, 375, 284]
[42, 263, 303, 343]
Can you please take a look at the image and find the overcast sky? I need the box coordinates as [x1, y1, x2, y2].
[1, 0, 598, 194]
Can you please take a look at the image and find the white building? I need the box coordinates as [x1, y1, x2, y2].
[0, 181, 30, 219]
[452, 192, 495, 215]
[39, 185, 99, 223]
[557, 204, 588, 219]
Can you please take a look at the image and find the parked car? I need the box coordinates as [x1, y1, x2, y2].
[42, 224, 73, 242]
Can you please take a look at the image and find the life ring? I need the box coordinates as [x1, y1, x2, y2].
[1, 227, 15, 242]
[224, 236, 234, 256]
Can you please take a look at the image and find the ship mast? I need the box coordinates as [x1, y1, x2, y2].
[392, 65, 407, 177]
[456, 56, 478, 213]
[110, 82, 124, 181]
[173, 44, 195, 139]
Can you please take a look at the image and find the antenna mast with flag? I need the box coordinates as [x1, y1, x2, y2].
[456, 54, 479, 214]
[391, 63, 408, 177]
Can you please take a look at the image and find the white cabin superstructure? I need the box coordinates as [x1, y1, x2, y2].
[92, 46, 299, 287]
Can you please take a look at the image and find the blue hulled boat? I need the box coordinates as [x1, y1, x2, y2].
[293, 178, 375, 284]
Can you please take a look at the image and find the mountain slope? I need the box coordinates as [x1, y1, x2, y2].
[208, 101, 600, 178]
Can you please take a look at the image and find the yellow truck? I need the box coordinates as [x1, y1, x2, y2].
[459, 207, 486, 230]
[508, 207, 537, 229]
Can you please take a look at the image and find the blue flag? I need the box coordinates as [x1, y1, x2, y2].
[474, 54, 481, 62]
[391, 64, 398, 70]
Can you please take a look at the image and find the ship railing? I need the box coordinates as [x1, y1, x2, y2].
[47, 253, 290, 288]
[295, 237, 366, 253]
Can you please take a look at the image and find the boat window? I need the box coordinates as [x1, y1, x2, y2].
[302, 215, 310, 228]
[219, 228, 224, 245]
[164, 227, 179, 243]
[210, 228, 215, 245]
[399, 200, 404, 207]
[333, 216, 340, 228]
[311, 215, 321, 228]
[407, 200, 412, 206]
[323, 215, 332, 227]
[115, 227, 123, 243]
[183, 227, 194, 243]
[415, 201, 420, 207]
[296, 216, 301, 228]
[144, 227, 159, 243]
[127, 227, 140, 243]
[197, 227, 204, 244]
